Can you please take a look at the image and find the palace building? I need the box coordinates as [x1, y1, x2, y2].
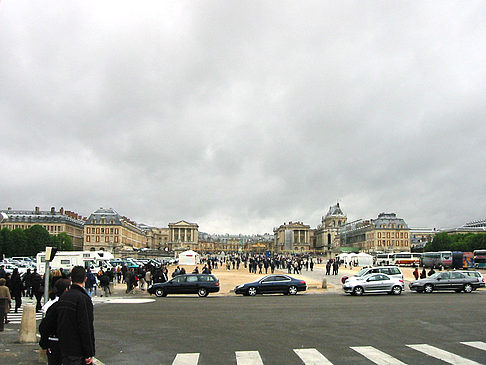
[0, 207, 85, 250]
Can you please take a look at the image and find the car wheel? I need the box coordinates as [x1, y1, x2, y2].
[198, 288, 208, 297]
[248, 287, 257, 296]
[392, 285, 402, 295]
[424, 284, 433, 293]
[353, 286, 364, 296]
[463, 284, 473, 293]
[288, 285, 298, 295]
[155, 288, 165, 297]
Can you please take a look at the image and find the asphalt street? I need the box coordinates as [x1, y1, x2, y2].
[93, 291, 486, 365]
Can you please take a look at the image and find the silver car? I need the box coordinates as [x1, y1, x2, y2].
[343, 273, 404, 296]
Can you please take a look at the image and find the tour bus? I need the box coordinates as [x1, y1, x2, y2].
[36, 250, 114, 273]
[452, 251, 474, 269]
[421, 251, 453, 268]
[375, 253, 395, 266]
[393, 252, 422, 266]
[473, 250, 486, 269]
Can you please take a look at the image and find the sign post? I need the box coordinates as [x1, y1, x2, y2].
[43, 247, 58, 306]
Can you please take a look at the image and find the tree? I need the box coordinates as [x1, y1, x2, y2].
[425, 232, 452, 252]
[50, 232, 74, 251]
[24, 225, 51, 256]
[10, 229, 27, 256]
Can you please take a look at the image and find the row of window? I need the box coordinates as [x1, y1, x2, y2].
[377, 232, 408, 239]
[376, 240, 409, 247]
[1, 224, 64, 232]
[85, 236, 119, 243]
[86, 227, 119, 235]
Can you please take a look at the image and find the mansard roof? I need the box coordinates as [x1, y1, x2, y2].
[372, 212, 409, 229]
[325, 203, 345, 218]
[86, 208, 122, 225]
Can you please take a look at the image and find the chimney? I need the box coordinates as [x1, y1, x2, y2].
[60, 207, 64, 215]
[35, 206, 40, 214]
[51, 207, 55, 214]
[7, 207, 11, 211]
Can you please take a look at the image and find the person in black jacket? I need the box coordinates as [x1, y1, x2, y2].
[30, 268, 44, 312]
[39, 278, 71, 365]
[10, 268, 23, 313]
[56, 266, 95, 365]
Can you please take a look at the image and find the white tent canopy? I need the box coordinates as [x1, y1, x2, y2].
[337, 252, 373, 267]
[178, 250, 200, 265]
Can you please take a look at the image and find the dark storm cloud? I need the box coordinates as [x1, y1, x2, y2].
[1, 1, 485, 233]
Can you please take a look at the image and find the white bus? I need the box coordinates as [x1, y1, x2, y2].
[36, 251, 114, 273]
[393, 252, 422, 266]
[375, 253, 395, 266]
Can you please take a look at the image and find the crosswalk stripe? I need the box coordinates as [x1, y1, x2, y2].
[407, 344, 481, 365]
[351, 346, 406, 365]
[235, 351, 264, 365]
[461, 341, 486, 351]
[172, 353, 199, 365]
[294, 348, 333, 364]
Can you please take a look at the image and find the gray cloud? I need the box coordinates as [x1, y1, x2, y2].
[1, 1, 486, 233]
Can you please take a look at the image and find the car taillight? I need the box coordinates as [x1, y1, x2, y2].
[300, 281, 306, 284]
[215, 282, 219, 286]
[399, 280, 404, 283]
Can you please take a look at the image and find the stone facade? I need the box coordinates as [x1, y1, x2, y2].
[314, 203, 347, 255]
[83, 208, 146, 252]
[340, 213, 411, 253]
[168, 220, 199, 251]
[273, 221, 312, 252]
[0, 207, 85, 250]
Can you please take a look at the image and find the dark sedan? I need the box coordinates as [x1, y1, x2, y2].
[148, 274, 219, 297]
[409, 271, 481, 293]
[234, 274, 306, 296]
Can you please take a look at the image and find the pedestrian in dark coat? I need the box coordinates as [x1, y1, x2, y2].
[10, 268, 23, 313]
[39, 278, 71, 365]
[56, 266, 95, 365]
[31, 269, 44, 312]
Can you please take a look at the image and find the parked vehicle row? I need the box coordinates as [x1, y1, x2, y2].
[342, 265, 485, 296]
[148, 274, 307, 298]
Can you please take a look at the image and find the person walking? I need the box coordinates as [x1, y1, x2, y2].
[99, 272, 111, 297]
[56, 266, 95, 365]
[420, 268, 427, 279]
[10, 268, 23, 313]
[31, 268, 44, 312]
[413, 268, 419, 280]
[0, 278, 12, 324]
[85, 270, 97, 298]
[39, 278, 71, 365]
[22, 268, 33, 298]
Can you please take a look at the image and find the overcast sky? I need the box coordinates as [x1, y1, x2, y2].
[1, 1, 485, 234]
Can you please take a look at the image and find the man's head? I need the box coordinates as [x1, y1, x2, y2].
[71, 266, 87, 285]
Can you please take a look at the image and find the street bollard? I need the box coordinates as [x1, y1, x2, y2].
[321, 278, 327, 289]
[0, 297, 7, 331]
[19, 304, 37, 343]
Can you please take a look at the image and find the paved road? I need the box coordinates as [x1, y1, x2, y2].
[94, 291, 486, 364]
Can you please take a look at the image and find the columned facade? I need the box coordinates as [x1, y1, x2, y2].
[273, 221, 312, 252]
[168, 220, 199, 251]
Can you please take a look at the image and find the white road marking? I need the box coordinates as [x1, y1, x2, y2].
[235, 351, 264, 365]
[172, 353, 200, 365]
[294, 348, 334, 364]
[407, 344, 481, 365]
[351, 346, 407, 365]
[461, 341, 486, 351]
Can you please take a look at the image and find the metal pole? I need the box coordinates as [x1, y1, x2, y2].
[43, 259, 50, 308]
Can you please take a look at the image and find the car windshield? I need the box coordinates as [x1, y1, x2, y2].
[429, 272, 442, 279]
[356, 269, 369, 277]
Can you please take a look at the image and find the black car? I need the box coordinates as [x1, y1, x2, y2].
[234, 274, 306, 296]
[148, 274, 219, 297]
[409, 271, 481, 293]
